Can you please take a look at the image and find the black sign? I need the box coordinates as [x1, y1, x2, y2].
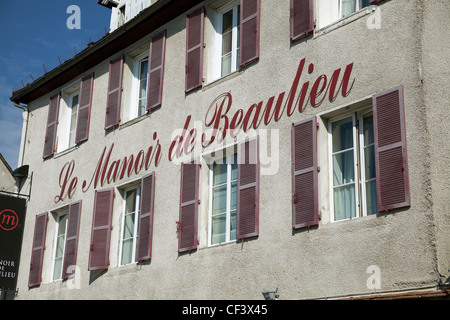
[0, 194, 27, 291]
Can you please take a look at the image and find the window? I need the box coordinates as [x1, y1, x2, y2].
[316, 0, 371, 29]
[328, 108, 377, 222]
[68, 93, 79, 149]
[209, 154, 238, 245]
[218, 3, 240, 78]
[130, 53, 149, 120]
[52, 212, 68, 281]
[119, 186, 141, 265]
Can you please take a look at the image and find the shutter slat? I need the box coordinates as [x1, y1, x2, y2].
[62, 201, 82, 279]
[43, 93, 61, 159]
[105, 56, 124, 129]
[290, 0, 314, 42]
[28, 212, 48, 287]
[291, 117, 319, 229]
[76, 73, 94, 144]
[240, 0, 260, 67]
[88, 188, 114, 270]
[185, 7, 205, 93]
[373, 86, 410, 211]
[137, 172, 155, 261]
[147, 30, 166, 111]
[237, 136, 259, 239]
[178, 160, 200, 252]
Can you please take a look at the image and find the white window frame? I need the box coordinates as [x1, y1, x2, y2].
[316, 0, 371, 30]
[68, 91, 79, 149]
[328, 107, 376, 222]
[118, 185, 141, 266]
[211, 1, 240, 82]
[51, 210, 68, 282]
[128, 51, 149, 121]
[207, 151, 238, 247]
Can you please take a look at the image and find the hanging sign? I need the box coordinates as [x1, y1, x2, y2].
[0, 194, 27, 291]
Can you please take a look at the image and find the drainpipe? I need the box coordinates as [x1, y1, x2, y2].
[13, 103, 29, 168]
[13, 102, 29, 194]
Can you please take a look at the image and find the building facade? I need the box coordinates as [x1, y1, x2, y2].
[9, 0, 450, 299]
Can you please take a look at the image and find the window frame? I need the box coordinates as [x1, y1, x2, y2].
[328, 106, 377, 223]
[316, 0, 371, 30]
[67, 91, 79, 149]
[51, 210, 68, 282]
[211, 1, 241, 82]
[118, 185, 141, 266]
[207, 150, 238, 247]
[129, 51, 149, 121]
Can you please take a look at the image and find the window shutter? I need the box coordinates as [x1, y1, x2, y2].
[239, 0, 260, 67]
[105, 55, 124, 130]
[147, 30, 166, 111]
[185, 7, 205, 93]
[137, 172, 155, 261]
[43, 93, 60, 159]
[237, 136, 260, 239]
[88, 188, 114, 270]
[291, 117, 319, 229]
[75, 73, 94, 144]
[28, 212, 48, 287]
[178, 159, 200, 253]
[290, 0, 314, 42]
[62, 201, 82, 280]
[370, 0, 382, 4]
[373, 86, 410, 212]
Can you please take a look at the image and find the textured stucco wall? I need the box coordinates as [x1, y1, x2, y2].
[14, 0, 448, 300]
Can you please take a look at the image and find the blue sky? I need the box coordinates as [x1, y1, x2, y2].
[0, 1, 111, 169]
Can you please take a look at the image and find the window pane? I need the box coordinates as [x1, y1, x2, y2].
[213, 162, 227, 186]
[231, 181, 237, 211]
[123, 213, 135, 239]
[222, 10, 233, 35]
[361, 0, 371, 8]
[222, 32, 232, 55]
[121, 239, 133, 265]
[342, 0, 356, 17]
[212, 214, 226, 244]
[125, 189, 137, 214]
[221, 53, 232, 77]
[366, 180, 378, 215]
[333, 150, 355, 186]
[334, 184, 356, 220]
[230, 210, 237, 241]
[53, 258, 62, 281]
[231, 154, 238, 180]
[332, 117, 353, 152]
[213, 184, 227, 214]
[364, 145, 376, 179]
[363, 114, 374, 146]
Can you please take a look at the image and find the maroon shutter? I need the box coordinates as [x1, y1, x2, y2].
[373, 86, 410, 212]
[28, 212, 48, 287]
[88, 188, 114, 270]
[137, 172, 155, 261]
[43, 93, 60, 159]
[178, 159, 200, 252]
[185, 7, 205, 93]
[291, 117, 319, 229]
[62, 201, 82, 280]
[290, 0, 314, 42]
[239, 0, 260, 67]
[75, 73, 94, 144]
[237, 136, 260, 239]
[147, 30, 166, 111]
[105, 55, 124, 129]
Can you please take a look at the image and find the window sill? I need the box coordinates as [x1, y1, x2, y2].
[119, 113, 150, 130]
[54, 145, 79, 159]
[200, 240, 237, 250]
[314, 5, 376, 39]
[203, 69, 243, 91]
